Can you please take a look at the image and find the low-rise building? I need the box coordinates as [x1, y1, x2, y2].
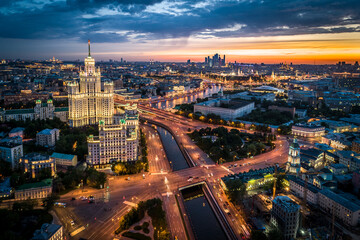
[9, 127, 25, 138]
[15, 178, 52, 200]
[20, 153, 55, 179]
[289, 176, 320, 206]
[328, 163, 348, 175]
[0, 99, 68, 122]
[352, 140, 360, 153]
[292, 124, 325, 138]
[300, 148, 325, 170]
[221, 166, 279, 191]
[327, 121, 354, 133]
[0, 177, 12, 198]
[336, 150, 360, 171]
[229, 91, 275, 102]
[194, 98, 254, 120]
[318, 189, 360, 226]
[353, 170, 360, 193]
[36, 128, 60, 147]
[0, 139, 23, 169]
[32, 223, 63, 240]
[270, 196, 300, 240]
[322, 133, 352, 150]
[50, 152, 77, 167]
[54, 107, 69, 122]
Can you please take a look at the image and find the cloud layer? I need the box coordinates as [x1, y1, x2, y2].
[1, 0, 360, 61]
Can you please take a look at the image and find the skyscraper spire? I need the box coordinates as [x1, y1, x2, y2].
[88, 39, 91, 57]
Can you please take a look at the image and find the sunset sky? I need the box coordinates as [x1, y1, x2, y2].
[1, 0, 360, 63]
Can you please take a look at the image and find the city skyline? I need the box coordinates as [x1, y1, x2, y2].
[1, 0, 360, 63]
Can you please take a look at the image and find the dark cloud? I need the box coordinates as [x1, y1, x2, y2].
[0, 0, 360, 43]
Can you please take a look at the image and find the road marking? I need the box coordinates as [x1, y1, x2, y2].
[150, 172, 168, 175]
[70, 226, 85, 237]
[221, 166, 234, 174]
[161, 192, 173, 196]
[123, 201, 138, 207]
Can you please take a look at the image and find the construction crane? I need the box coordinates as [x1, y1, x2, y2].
[272, 165, 286, 199]
[303, 172, 320, 205]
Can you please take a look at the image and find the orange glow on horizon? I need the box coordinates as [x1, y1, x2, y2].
[76, 32, 360, 64]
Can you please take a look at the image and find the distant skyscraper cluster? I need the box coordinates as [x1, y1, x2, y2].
[205, 53, 226, 67]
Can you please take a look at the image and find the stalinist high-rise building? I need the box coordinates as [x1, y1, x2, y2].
[68, 40, 114, 127]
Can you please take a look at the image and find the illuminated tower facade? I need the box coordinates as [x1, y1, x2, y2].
[68, 40, 114, 127]
[286, 138, 301, 174]
[87, 104, 139, 167]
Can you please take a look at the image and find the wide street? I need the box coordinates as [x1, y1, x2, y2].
[55, 105, 289, 240]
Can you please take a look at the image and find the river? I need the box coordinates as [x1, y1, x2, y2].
[181, 185, 228, 240]
[151, 85, 222, 110]
[156, 126, 189, 171]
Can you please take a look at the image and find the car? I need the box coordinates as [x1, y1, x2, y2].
[88, 195, 95, 203]
[234, 164, 238, 167]
[71, 197, 76, 201]
[227, 212, 231, 216]
[70, 220, 75, 226]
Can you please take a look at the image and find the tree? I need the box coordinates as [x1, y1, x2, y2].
[42, 195, 59, 211]
[0, 160, 12, 177]
[224, 179, 246, 205]
[251, 230, 267, 240]
[12, 199, 36, 211]
[86, 168, 107, 188]
[267, 225, 283, 240]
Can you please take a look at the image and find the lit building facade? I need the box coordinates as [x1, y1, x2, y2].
[286, 138, 301, 174]
[15, 179, 52, 200]
[270, 196, 300, 240]
[0, 140, 23, 169]
[36, 128, 60, 147]
[68, 40, 114, 127]
[292, 124, 325, 138]
[87, 104, 139, 167]
[318, 189, 360, 226]
[20, 153, 56, 179]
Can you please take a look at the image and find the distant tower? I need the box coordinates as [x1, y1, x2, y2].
[286, 138, 301, 174]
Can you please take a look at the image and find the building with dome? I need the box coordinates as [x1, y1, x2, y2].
[67, 40, 114, 127]
[286, 138, 301, 174]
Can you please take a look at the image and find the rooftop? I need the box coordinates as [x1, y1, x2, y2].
[289, 176, 320, 194]
[195, 98, 253, 110]
[16, 178, 52, 191]
[320, 189, 360, 212]
[273, 196, 300, 212]
[54, 107, 68, 112]
[9, 127, 25, 133]
[329, 163, 347, 169]
[37, 128, 58, 135]
[5, 108, 34, 115]
[32, 223, 62, 240]
[22, 152, 50, 161]
[51, 152, 76, 161]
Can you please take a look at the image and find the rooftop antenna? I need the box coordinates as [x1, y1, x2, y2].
[88, 39, 91, 57]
